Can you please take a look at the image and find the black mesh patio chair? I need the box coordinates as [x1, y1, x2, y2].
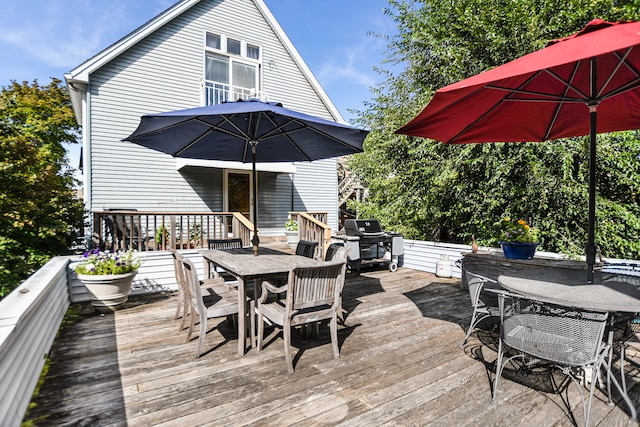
[492, 293, 611, 427]
[460, 271, 501, 346]
[295, 240, 318, 259]
[207, 238, 243, 250]
[602, 263, 640, 407]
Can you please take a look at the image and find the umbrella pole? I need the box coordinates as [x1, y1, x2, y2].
[251, 141, 259, 256]
[586, 59, 598, 282]
[586, 107, 597, 282]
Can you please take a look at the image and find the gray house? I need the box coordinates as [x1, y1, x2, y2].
[65, 0, 346, 246]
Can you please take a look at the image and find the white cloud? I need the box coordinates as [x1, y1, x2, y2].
[0, 0, 168, 75]
[316, 32, 389, 90]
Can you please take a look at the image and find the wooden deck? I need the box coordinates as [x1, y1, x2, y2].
[24, 259, 640, 426]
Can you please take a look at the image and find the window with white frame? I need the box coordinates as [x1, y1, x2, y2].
[204, 32, 261, 105]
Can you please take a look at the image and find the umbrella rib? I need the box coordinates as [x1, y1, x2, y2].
[257, 114, 313, 161]
[545, 61, 581, 140]
[174, 128, 214, 157]
[598, 47, 634, 99]
[255, 114, 362, 159]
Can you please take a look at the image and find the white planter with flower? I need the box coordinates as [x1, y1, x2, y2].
[284, 218, 299, 250]
[72, 249, 142, 313]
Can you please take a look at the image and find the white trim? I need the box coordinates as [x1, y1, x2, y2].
[176, 158, 296, 173]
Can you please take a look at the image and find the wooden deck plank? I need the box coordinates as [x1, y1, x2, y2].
[24, 255, 639, 426]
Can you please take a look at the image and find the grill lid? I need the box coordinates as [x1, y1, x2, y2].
[344, 219, 385, 237]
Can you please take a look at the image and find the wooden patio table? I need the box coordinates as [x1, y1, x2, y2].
[200, 247, 322, 355]
[498, 270, 640, 421]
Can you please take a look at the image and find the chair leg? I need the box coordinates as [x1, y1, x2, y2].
[284, 325, 293, 373]
[330, 315, 340, 359]
[185, 312, 196, 344]
[621, 341, 629, 396]
[491, 338, 505, 403]
[256, 309, 264, 352]
[196, 316, 207, 359]
[174, 292, 182, 320]
[178, 299, 189, 331]
[249, 300, 256, 347]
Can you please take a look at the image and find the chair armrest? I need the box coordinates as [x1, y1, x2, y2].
[258, 280, 288, 303]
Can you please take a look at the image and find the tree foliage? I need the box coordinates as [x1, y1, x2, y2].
[350, 0, 640, 260]
[0, 79, 85, 297]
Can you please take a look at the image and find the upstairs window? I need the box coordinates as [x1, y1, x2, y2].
[204, 32, 261, 105]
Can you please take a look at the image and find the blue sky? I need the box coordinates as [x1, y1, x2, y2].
[0, 0, 395, 122]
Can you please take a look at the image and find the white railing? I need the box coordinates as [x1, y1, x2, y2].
[204, 81, 268, 105]
[0, 256, 71, 427]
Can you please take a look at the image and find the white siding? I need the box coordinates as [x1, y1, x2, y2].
[85, 0, 341, 225]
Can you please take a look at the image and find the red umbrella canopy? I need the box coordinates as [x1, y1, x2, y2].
[396, 19, 640, 143]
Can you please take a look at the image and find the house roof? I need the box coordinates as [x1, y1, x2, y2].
[64, 0, 344, 125]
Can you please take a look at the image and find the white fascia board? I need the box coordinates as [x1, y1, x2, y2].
[176, 158, 296, 173]
[252, 0, 346, 124]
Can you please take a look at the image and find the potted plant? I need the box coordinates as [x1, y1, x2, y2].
[72, 249, 142, 313]
[497, 217, 540, 259]
[155, 225, 169, 250]
[284, 217, 299, 249]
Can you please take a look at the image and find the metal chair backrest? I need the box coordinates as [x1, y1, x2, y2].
[295, 240, 318, 258]
[499, 293, 608, 366]
[207, 238, 243, 250]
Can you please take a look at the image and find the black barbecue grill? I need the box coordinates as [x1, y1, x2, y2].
[334, 219, 404, 273]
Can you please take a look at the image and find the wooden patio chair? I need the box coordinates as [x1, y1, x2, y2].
[169, 249, 227, 331]
[181, 257, 240, 358]
[492, 293, 611, 427]
[170, 248, 190, 331]
[256, 259, 348, 373]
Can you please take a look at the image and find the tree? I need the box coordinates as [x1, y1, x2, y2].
[351, 0, 640, 259]
[0, 79, 85, 297]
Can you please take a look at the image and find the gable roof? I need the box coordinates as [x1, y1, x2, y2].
[64, 0, 344, 124]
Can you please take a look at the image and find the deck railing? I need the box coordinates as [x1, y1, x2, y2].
[289, 211, 331, 259]
[92, 211, 253, 252]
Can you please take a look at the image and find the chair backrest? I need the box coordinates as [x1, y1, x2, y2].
[499, 293, 608, 366]
[208, 238, 243, 250]
[324, 243, 343, 261]
[464, 271, 499, 308]
[286, 260, 347, 311]
[169, 248, 188, 294]
[181, 257, 206, 317]
[296, 240, 318, 258]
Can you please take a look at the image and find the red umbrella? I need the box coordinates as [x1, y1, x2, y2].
[396, 19, 640, 281]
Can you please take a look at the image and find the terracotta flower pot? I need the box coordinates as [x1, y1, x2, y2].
[77, 271, 137, 313]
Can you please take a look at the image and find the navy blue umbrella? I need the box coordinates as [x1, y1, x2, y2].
[123, 99, 368, 254]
